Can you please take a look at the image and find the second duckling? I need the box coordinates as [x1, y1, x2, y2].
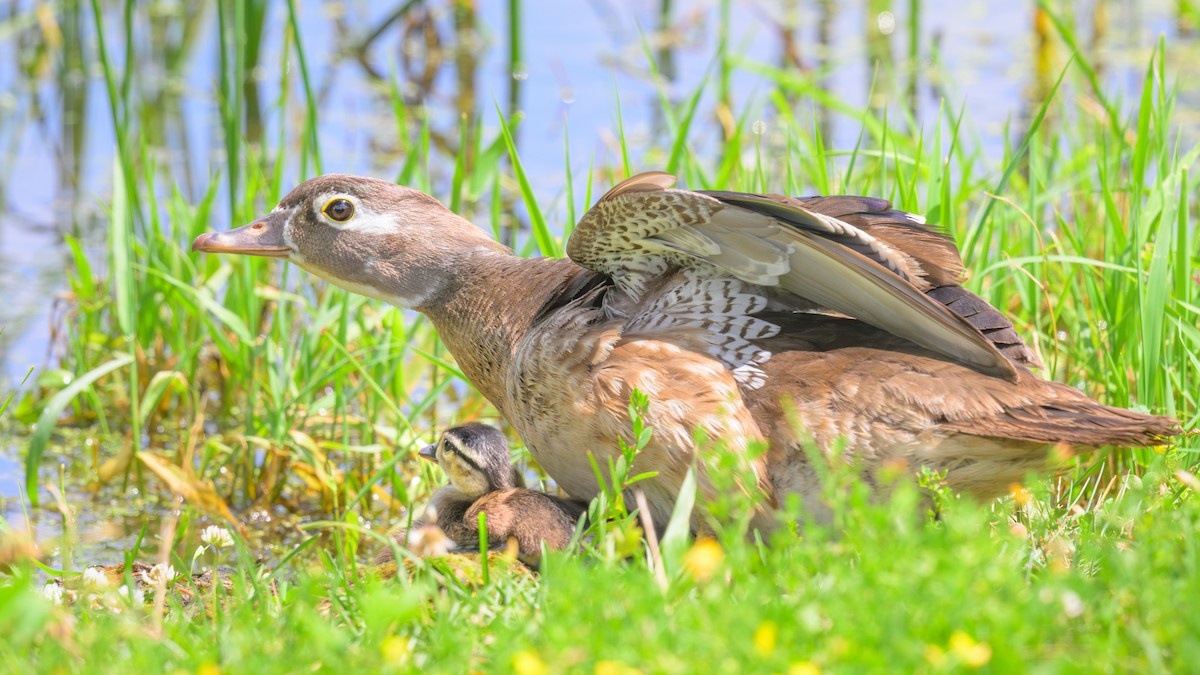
[379, 423, 585, 566]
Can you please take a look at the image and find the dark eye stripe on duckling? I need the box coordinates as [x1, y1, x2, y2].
[441, 435, 485, 475]
[442, 424, 524, 491]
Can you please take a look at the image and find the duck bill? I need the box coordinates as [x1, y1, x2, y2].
[192, 210, 291, 258]
[417, 444, 438, 463]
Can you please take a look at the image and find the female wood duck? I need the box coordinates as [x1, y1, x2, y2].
[194, 172, 1178, 530]
[376, 423, 585, 565]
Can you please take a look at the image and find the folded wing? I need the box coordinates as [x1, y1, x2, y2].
[567, 171, 1035, 381]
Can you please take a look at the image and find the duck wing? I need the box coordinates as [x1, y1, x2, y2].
[705, 191, 1042, 369]
[567, 171, 1024, 381]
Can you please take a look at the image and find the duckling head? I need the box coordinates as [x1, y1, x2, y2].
[191, 174, 509, 310]
[418, 423, 525, 499]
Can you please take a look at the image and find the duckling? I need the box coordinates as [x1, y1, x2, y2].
[196, 172, 1179, 531]
[377, 423, 585, 566]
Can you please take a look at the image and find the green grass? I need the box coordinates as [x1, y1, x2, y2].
[4, 473, 1200, 672]
[2, 1, 1199, 672]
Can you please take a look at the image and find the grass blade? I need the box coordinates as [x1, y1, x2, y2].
[26, 355, 134, 506]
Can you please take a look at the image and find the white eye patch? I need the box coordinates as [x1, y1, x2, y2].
[310, 193, 396, 235]
[280, 211, 303, 263]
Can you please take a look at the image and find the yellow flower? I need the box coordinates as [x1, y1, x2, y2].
[753, 620, 778, 656]
[1009, 483, 1031, 506]
[512, 649, 548, 675]
[787, 661, 821, 675]
[195, 664, 220, 675]
[948, 631, 992, 668]
[682, 538, 724, 582]
[381, 635, 412, 664]
[594, 660, 642, 675]
[923, 644, 946, 666]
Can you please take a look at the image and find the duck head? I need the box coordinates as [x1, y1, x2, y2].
[192, 174, 508, 309]
[418, 423, 525, 499]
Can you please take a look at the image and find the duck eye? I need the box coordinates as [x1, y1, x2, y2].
[322, 198, 355, 222]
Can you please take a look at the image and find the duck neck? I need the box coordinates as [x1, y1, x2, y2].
[421, 252, 584, 412]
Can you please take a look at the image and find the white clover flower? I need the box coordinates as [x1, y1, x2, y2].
[144, 562, 177, 587]
[201, 525, 234, 550]
[406, 523, 454, 558]
[1062, 590, 1085, 618]
[81, 567, 110, 589]
[42, 582, 65, 605]
[118, 584, 146, 604]
[86, 592, 107, 611]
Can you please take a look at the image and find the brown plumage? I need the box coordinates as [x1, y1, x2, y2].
[375, 423, 584, 566]
[194, 171, 1179, 532]
[700, 190, 1043, 369]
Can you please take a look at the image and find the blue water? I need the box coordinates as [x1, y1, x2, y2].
[1, 1, 1194, 382]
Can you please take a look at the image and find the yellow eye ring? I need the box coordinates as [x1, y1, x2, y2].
[322, 198, 355, 223]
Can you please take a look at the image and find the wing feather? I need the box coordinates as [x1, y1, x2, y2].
[568, 172, 1022, 381]
[713, 191, 1039, 369]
